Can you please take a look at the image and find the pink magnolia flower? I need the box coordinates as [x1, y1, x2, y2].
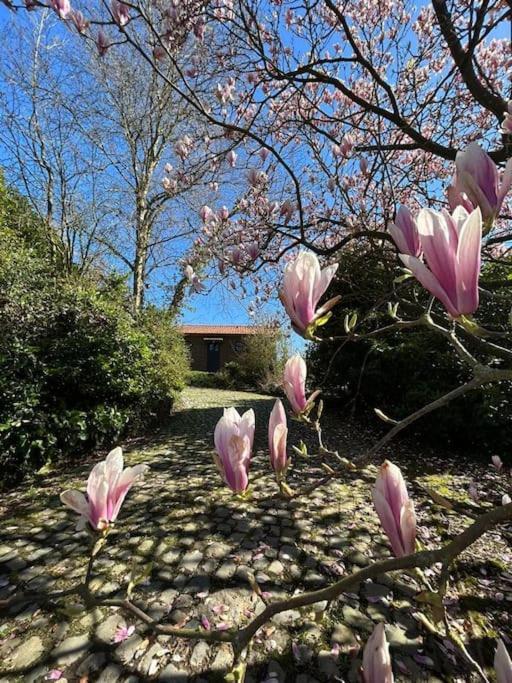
[279, 199, 295, 224]
[60, 448, 147, 531]
[114, 624, 135, 643]
[495, 638, 512, 683]
[228, 247, 242, 265]
[246, 242, 260, 260]
[372, 460, 416, 557]
[268, 399, 288, 476]
[213, 407, 255, 494]
[46, 671, 63, 681]
[162, 177, 176, 193]
[388, 206, 421, 258]
[50, 0, 70, 18]
[448, 142, 512, 225]
[400, 206, 482, 319]
[226, 150, 237, 168]
[283, 355, 320, 415]
[200, 205, 214, 224]
[340, 134, 354, 157]
[97, 29, 110, 56]
[70, 9, 88, 33]
[184, 265, 204, 293]
[279, 251, 340, 337]
[503, 494, 512, 506]
[362, 623, 394, 682]
[218, 206, 230, 221]
[247, 168, 266, 187]
[111, 0, 129, 27]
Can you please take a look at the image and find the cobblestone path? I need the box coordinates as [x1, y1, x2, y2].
[0, 387, 510, 682]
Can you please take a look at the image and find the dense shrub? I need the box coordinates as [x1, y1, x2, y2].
[0, 181, 189, 486]
[307, 247, 512, 456]
[223, 328, 288, 392]
[187, 370, 230, 389]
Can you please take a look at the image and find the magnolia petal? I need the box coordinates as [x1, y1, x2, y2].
[60, 489, 89, 517]
[455, 207, 481, 315]
[314, 294, 342, 321]
[400, 254, 459, 318]
[400, 499, 417, 555]
[240, 409, 255, 449]
[372, 488, 405, 557]
[362, 623, 394, 683]
[495, 638, 512, 683]
[497, 157, 512, 213]
[283, 355, 308, 413]
[459, 171, 494, 221]
[105, 446, 123, 472]
[417, 209, 458, 299]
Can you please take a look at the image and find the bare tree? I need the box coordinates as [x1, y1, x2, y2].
[0, 10, 216, 311]
[0, 12, 110, 274]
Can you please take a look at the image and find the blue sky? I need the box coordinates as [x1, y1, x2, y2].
[0, 4, 295, 335]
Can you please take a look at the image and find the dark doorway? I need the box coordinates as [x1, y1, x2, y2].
[207, 341, 221, 372]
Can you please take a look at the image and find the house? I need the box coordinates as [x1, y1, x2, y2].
[180, 325, 265, 372]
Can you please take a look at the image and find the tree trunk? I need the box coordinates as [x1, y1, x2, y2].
[133, 217, 150, 314]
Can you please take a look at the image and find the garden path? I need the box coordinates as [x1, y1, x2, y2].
[0, 387, 511, 682]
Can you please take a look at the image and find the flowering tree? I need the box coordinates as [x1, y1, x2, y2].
[2, 0, 512, 680]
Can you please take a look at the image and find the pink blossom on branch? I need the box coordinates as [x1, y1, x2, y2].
[96, 29, 110, 56]
[70, 9, 88, 33]
[448, 142, 512, 227]
[213, 407, 255, 494]
[268, 399, 288, 476]
[362, 623, 394, 683]
[200, 205, 215, 224]
[400, 207, 482, 319]
[388, 206, 421, 258]
[50, 0, 70, 19]
[279, 251, 340, 338]
[226, 150, 237, 167]
[372, 460, 416, 558]
[60, 448, 147, 531]
[184, 264, 204, 293]
[283, 355, 320, 416]
[111, 0, 130, 27]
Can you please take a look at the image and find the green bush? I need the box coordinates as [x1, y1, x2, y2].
[187, 370, 229, 389]
[0, 180, 189, 487]
[223, 328, 288, 392]
[307, 247, 512, 456]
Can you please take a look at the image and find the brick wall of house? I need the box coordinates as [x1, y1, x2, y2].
[185, 334, 248, 372]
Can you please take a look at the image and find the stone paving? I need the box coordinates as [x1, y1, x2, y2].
[0, 387, 511, 682]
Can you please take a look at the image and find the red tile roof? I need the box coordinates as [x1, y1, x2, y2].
[179, 324, 266, 335]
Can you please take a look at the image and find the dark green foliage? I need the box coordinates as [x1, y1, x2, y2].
[0, 177, 189, 486]
[307, 247, 512, 456]
[187, 370, 230, 389]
